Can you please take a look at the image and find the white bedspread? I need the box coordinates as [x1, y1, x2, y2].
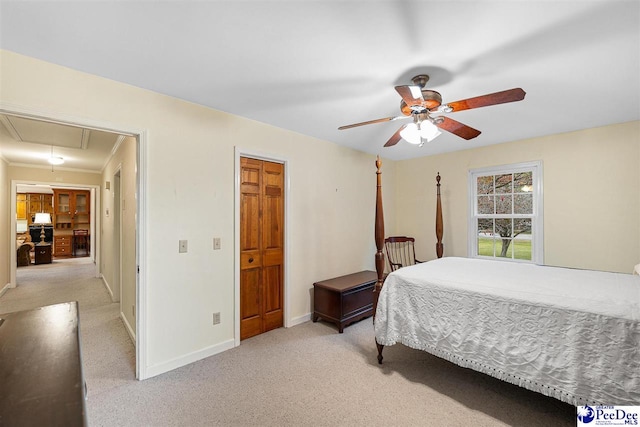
[374, 257, 640, 405]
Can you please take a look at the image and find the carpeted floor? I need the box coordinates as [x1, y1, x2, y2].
[2, 259, 575, 426]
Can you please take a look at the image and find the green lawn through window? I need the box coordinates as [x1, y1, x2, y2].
[478, 237, 531, 260]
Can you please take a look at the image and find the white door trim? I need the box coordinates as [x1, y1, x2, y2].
[234, 147, 290, 347]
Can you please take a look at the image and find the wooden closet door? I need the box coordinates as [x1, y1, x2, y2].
[240, 157, 284, 340]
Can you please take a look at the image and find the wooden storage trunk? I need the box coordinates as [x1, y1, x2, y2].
[312, 270, 377, 333]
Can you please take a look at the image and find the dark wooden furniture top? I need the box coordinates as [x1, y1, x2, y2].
[314, 271, 378, 292]
[34, 243, 52, 265]
[313, 270, 377, 333]
[0, 302, 88, 426]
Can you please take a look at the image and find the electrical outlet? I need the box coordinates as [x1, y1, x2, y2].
[213, 237, 221, 250]
[212, 312, 221, 325]
[179, 240, 188, 253]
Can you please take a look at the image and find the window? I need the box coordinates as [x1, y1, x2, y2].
[468, 161, 543, 263]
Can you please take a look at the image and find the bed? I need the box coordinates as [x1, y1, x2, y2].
[370, 157, 640, 406]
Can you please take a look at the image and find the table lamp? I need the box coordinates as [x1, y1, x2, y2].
[33, 212, 52, 244]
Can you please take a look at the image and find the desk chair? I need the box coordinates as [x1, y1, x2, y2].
[72, 229, 89, 257]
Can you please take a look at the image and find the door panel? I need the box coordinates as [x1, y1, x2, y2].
[240, 268, 262, 340]
[241, 194, 260, 251]
[263, 197, 282, 249]
[263, 265, 282, 313]
[240, 157, 284, 340]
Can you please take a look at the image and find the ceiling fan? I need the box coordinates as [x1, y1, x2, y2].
[338, 74, 525, 147]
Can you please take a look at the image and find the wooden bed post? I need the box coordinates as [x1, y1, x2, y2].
[374, 156, 385, 363]
[373, 156, 385, 306]
[436, 172, 444, 258]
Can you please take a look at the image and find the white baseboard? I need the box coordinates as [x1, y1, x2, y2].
[120, 311, 136, 345]
[289, 312, 311, 327]
[100, 274, 115, 300]
[0, 282, 11, 298]
[144, 338, 235, 380]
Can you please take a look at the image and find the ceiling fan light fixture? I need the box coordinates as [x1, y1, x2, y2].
[419, 120, 442, 142]
[399, 123, 421, 145]
[400, 120, 441, 146]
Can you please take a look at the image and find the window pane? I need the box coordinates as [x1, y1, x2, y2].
[495, 237, 512, 258]
[514, 172, 533, 192]
[477, 176, 493, 195]
[477, 195, 494, 214]
[478, 236, 495, 256]
[495, 174, 512, 194]
[478, 218, 494, 256]
[513, 239, 532, 260]
[496, 194, 512, 214]
[514, 193, 533, 214]
[478, 218, 493, 234]
[514, 218, 532, 235]
[495, 218, 512, 238]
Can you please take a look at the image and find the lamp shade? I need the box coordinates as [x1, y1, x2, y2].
[34, 212, 52, 224]
[400, 120, 442, 146]
[399, 123, 421, 145]
[419, 120, 442, 142]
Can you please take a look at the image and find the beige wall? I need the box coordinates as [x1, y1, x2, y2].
[101, 136, 137, 335]
[0, 50, 387, 376]
[394, 121, 640, 273]
[0, 157, 9, 291]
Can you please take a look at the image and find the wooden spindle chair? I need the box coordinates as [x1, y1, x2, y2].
[384, 236, 423, 272]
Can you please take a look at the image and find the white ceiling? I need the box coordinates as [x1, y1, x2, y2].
[0, 114, 122, 172]
[0, 1, 638, 164]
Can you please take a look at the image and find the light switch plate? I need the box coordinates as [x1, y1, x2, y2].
[179, 240, 188, 253]
[213, 237, 221, 250]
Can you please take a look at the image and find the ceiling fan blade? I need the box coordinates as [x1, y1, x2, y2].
[338, 116, 406, 130]
[395, 85, 424, 107]
[446, 88, 526, 112]
[436, 117, 481, 140]
[383, 124, 407, 147]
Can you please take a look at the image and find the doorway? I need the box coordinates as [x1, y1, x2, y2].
[239, 156, 285, 340]
[2, 105, 147, 379]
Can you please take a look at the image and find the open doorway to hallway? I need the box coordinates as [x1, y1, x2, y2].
[1, 108, 145, 379]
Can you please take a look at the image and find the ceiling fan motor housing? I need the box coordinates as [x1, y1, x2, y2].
[400, 90, 443, 115]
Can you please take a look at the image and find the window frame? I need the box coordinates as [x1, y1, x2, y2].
[467, 161, 544, 264]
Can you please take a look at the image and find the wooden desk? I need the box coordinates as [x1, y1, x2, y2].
[313, 270, 377, 333]
[0, 302, 88, 426]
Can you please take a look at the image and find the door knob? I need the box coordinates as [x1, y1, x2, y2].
[248, 257, 254, 263]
